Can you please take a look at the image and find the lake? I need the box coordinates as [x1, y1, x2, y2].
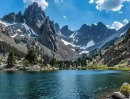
[0, 70, 130, 99]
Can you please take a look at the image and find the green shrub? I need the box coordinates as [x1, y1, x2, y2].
[120, 83, 130, 97]
[23, 60, 29, 67]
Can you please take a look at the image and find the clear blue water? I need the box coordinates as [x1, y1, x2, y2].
[0, 70, 130, 99]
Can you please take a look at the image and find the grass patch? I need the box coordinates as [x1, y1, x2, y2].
[87, 65, 130, 70]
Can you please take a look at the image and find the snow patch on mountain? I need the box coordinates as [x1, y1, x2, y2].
[94, 23, 97, 25]
[0, 20, 13, 26]
[22, 23, 30, 31]
[17, 29, 22, 32]
[120, 32, 125, 36]
[71, 49, 75, 51]
[0, 39, 3, 41]
[69, 31, 79, 38]
[11, 33, 18, 38]
[80, 40, 95, 50]
[61, 39, 76, 47]
[80, 51, 89, 54]
[22, 23, 38, 37]
[20, 35, 24, 37]
[30, 29, 38, 36]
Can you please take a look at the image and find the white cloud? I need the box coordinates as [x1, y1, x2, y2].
[89, 0, 94, 4]
[106, 25, 110, 28]
[90, 0, 130, 12]
[107, 19, 130, 30]
[63, 16, 67, 19]
[123, 19, 129, 24]
[55, 0, 58, 3]
[110, 21, 124, 30]
[119, 11, 123, 14]
[23, 0, 48, 10]
[54, 0, 63, 3]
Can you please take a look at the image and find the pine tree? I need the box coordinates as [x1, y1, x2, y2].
[7, 50, 16, 68]
[50, 58, 57, 66]
[25, 49, 38, 65]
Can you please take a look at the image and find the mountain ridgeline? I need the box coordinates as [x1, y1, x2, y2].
[55, 22, 116, 46]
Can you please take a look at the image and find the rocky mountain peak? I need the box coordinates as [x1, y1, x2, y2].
[62, 25, 69, 29]
[61, 25, 72, 37]
[24, 2, 45, 20]
[79, 24, 90, 31]
[17, 11, 22, 16]
[31, 2, 39, 8]
[2, 11, 24, 23]
[16, 11, 25, 23]
[54, 23, 60, 33]
[97, 22, 107, 29]
[23, 2, 57, 51]
[2, 12, 16, 23]
[97, 22, 104, 25]
[23, 2, 46, 34]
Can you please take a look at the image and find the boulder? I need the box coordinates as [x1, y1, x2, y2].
[111, 92, 125, 99]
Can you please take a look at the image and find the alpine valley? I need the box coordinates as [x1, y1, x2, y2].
[1, 1, 130, 99]
[0, 2, 130, 67]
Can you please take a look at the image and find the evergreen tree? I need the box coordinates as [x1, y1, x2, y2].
[50, 58, 57, 66]
[7, 50, 16, 68]
[25, 49, 38, 64]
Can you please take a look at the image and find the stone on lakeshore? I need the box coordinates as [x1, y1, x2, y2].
[111, 92, 125, 99]
[122, 82, 129, 86]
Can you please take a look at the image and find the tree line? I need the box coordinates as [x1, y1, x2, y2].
[6, 48, 93, 69]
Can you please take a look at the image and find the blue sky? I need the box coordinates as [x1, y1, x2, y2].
[0, 0, 130, 30]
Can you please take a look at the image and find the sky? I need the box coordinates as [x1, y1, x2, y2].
[0, 0, 130, 30]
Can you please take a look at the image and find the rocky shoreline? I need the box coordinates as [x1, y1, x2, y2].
[111, 83, 130, 99]
[1, 65, 59, 72]
[96, 83, 130, 99]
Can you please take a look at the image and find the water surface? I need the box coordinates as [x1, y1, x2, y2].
[0, 70, 130, 99]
